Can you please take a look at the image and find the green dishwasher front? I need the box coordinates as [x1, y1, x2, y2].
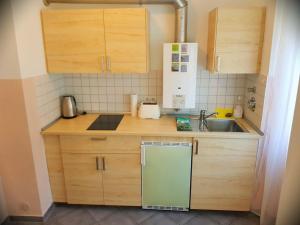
[141, 142, 192, 211]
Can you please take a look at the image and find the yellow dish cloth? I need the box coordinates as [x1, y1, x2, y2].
[215, 108, 234, 119]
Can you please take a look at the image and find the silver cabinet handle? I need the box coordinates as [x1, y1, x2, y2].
[96, 156, 101, 171]
[102, 157, 106, 171]
[216, 56, 221, 72]
[90, 137, 107, 141]
[193, 139, 199, 155]
[96, 157, 106, 171]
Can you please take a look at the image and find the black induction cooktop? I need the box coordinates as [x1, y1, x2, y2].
[87, 114, 124, 130]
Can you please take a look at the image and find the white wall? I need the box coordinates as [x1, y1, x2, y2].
[11, 0, 47, 78]
[0, 1, 20, 78]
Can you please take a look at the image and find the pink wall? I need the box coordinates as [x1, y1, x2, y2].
[0, 79, 43, 216]
[22, 77, 53, 215]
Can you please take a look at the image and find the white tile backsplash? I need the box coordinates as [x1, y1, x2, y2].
[62, 70, 246, 115]
[244, 74, 267, 128]
[35, 69, 249, 127]
[35, 74, 65, 128]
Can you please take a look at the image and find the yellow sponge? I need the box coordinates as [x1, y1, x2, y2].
[215, 108, 234, 119]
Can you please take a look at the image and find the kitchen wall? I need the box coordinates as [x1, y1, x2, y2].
[0, 177, 8, 223]
[0, 0, 20, 78]
[35, 71, 247, 126]
[35, 75, 65, 128]
[11, 0, 47, 77]
[243, 0, 276, 129]
[0, 0, 52, 218]
[65, 71, 246, 114]
[244, 75, 267, 128]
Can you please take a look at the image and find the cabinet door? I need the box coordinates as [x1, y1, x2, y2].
[104, 8, 149, 73]
[191, 138, 258, 211]
[41, 9, 106, 73]
[62, 153, 104, 204]
[208, 7, 265, 74]
[102, 154, 141, 206]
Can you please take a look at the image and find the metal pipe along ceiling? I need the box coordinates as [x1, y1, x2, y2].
[43, 0, 188, 42]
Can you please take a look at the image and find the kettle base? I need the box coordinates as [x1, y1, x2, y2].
[62, 115, 77, 119]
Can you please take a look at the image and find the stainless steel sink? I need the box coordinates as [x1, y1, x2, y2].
[206, 119, 244, 132]
[190, 118, 246, 132]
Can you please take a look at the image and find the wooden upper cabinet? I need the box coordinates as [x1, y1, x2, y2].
[104, 8, 149, 73]
[41, 8, 149, 74]
[207, 7, 266, 74]
[41, 9, 106, 73]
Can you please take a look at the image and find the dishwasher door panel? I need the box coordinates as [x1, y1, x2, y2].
[142, 143, 192, 210]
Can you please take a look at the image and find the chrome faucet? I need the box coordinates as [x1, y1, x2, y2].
[199, 110, 218, 131]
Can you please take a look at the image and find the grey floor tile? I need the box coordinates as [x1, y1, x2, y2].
[98, 211, 137, 225]
[230, 214, 260, 225]
[122, 208, 155, 224]
[165, 211, 196, 225]
[205, 211, 243, 225]
[40, 205, 260, 225]
[45, 205, 80, 225]
[140, 213, 177, 225]
[87, 206, 119, 222]
[3, 223, 43, 225]
[55, 208, 96, 225]
[183, 214, 220, 225]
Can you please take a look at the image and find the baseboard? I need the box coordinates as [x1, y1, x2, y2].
[1, 217, 9, 225]
[7, 215, 43, 222]
[1, 203, 54, 224]
[42, 203, 55, 222]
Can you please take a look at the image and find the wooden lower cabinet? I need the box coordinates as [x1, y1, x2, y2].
[190, 138, 258, 211]
[63, 153, 104, 205]
[44, 134, 258, 210]
[103, 154, 141, 206]
[62, 152, 141, 206]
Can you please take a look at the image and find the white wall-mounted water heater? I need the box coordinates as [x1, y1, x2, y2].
[163, 43, 198, 109]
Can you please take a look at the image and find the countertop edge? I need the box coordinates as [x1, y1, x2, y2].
[42, 130, 261, 139]
[41, 114, 262, 140]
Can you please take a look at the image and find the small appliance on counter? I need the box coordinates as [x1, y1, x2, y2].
[138, 102, 160, 119]
[61, 95, 77, 119]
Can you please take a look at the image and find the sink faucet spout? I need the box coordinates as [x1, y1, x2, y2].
[199, 110, 218, 131]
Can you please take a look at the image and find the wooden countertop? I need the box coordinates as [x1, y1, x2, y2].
[42, 114, 261, 139]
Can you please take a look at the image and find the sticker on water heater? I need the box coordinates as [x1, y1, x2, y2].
[172, 44, 179, 52]
[172, 53, 180, 62]
[181, 44, 188, 53]
[171, 63, 179, 72]
[181, 64, 188, 72]
[181, 55, 189, 63]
